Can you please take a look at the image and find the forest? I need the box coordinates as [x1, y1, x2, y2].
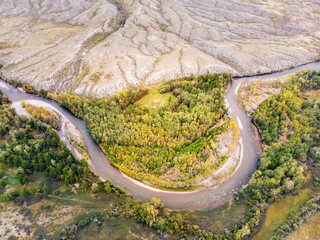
[0, 70, 319, 239]
[235, 69, 320, 238]
[60, 69, 320, 238]
[22, 102, 61, 130]
[54, 73, 233, 188]
[0, 94, 91, 195]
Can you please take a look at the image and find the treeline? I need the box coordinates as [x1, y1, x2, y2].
[35, 70, 320, 239]
[54, 73, 233, 188]
[60, 198, 219, 240]
[3, 79, 48, 97]
[118, 70, 318, 239]
[254, 69, 319, 146]
[271, 194, 320, 239]
[22, 101, 61, 130]
[0, 93, 124, 202]
[0, 101, 90, 188]
[230, 70, 320, 238]
[3, 70, 319, 239]
[0, 90, 11, 104]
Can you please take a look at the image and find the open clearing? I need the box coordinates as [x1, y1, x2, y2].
[254, 188, 313, 240]
[136, 90, 175, 109]
[285, 212, 320, 240]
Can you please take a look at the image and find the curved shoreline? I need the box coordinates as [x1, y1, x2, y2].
[0, 61, 319, 210]
[11, 100, 85, 161]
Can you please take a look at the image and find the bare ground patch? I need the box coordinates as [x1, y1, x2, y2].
[237, 76, 291, 114]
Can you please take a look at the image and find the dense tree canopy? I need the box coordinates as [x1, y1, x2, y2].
[249, 70, 320, 203]
[0, 94, 92, 190]
[55, 73, 233, 188]
[232, 70, 320, 239]
[1, 70, 319, 240]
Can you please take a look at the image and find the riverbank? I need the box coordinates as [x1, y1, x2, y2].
[0, 61, 319, 210]
[12, 100, 87, 161]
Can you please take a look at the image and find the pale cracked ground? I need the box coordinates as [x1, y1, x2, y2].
[0, 0, 319, 97]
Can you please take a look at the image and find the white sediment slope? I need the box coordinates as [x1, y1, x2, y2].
[0, 0, 319, 97]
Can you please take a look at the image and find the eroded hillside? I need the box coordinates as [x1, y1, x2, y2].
[0, 0, 319, 97]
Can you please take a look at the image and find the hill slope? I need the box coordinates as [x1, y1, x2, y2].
[0, 0, 319, 97]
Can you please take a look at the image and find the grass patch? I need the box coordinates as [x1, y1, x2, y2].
[284, 212, 320, 240]
[302, 89, 320, 101]
[92, 34, 105, 45]
[56, 74, 233, 188]
[47, 188, 132, 211]
[1, 167, 20, 186]
[0, 138, 7, 146]
[5, 174, 20, 185]
[84, 34, 105, 50]
[186, 201, 249, 233]
[135, 89, 175, 109]
[78, 218, 161, 240]
[254, 188, 313, 240]
[89, 72, 102, 84]
[80, 62, 90, 79]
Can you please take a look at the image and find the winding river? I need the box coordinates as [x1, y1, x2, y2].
[0, 62, 319, 210]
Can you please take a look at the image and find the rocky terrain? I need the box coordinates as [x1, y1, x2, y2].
[0, 0, 319, 97]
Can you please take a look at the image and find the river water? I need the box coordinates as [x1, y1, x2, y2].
[0, 62, 319, 210]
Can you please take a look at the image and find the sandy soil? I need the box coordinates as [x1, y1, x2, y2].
[0, 0, 319, 97]
[0, 203, 32, 239]
[200, 120, 241, 187]
[237, 76, 291, 113]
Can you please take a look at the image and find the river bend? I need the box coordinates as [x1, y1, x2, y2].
[1, 62, 319, 210]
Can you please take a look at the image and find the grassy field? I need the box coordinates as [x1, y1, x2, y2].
[135, 89, 175, 109]
[186, 200, 249, 233]
[0, 161, 157, 239]
[254, 188, 313, 240]
[78, 218, 161, 240]
[1, 183, 249, 239]
[284, 212, 320, 240]
[0, 182, 154, 239]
